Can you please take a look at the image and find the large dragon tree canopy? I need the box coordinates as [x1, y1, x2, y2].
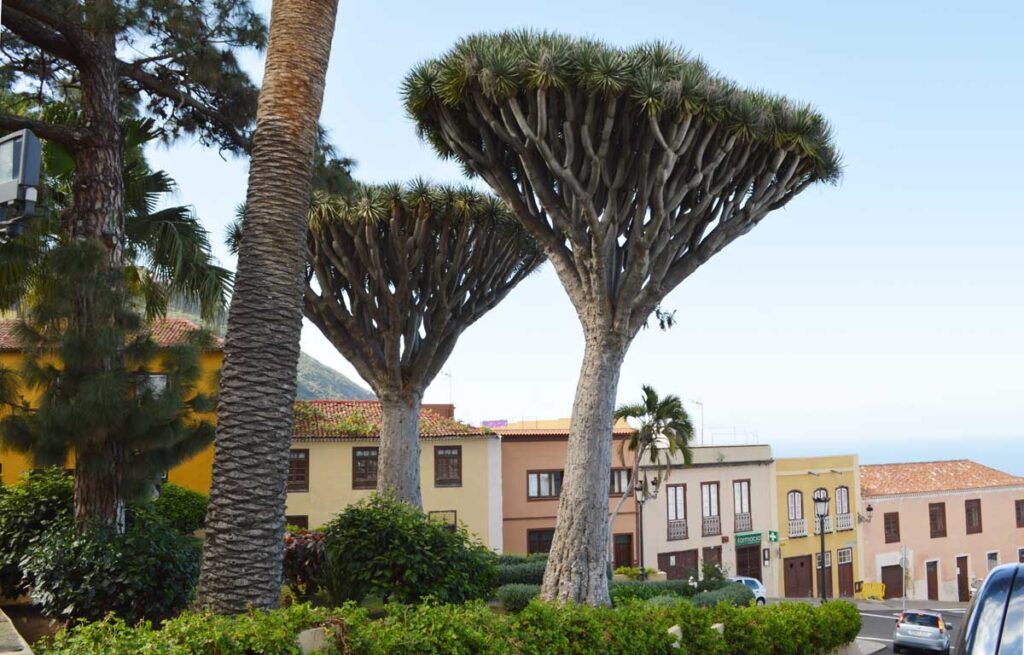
[403, 30, 841, 336]
[303, 180, 544, 394]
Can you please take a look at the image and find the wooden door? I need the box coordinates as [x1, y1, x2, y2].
[957, 556, 970, 602]
[817, 562, 833, 599]
[658, 549, 699, 580]
[926, 561, 938, 601]
[613, 533, 633, 569]
[881, 564, 904, 599]
[838, 562, 854, 598]
[784, 555, 813, 598]
[736, 545, 762, 581]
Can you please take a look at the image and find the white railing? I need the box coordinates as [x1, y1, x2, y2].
[788, 517, 808, 537]
[702, 514, 721, 537]
[813, 515, 834, 535]
[836, 513, 854, 532]
[734, 512, 752, 533]
[667, 519, 688, 541]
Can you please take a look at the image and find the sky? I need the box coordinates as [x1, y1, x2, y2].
[147, 0, 1024, 474]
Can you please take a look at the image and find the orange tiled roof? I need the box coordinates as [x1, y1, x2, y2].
[0, 317, 222, 351]
[861, 460, 1024, 497]
[292, 400, 488, 440]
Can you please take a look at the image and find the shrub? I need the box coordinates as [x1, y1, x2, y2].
[496, 553, 547, 566]
[496, 560, 547, 585]
[614, 566, 658, 580]
[697, 562, 728, 592]
[150, 483, 207, 534]
[22, 515, 201, 624]
[495, 583, 540, 612]
[283, 529, 325, 602]
[691, 582, 754, 608]
[609, 579, 698, 604]
[35, 598, 861, 655]
[321, 494, 497, 605]
[0, 468, 73, 598]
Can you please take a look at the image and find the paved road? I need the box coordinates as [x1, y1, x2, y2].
[857, 606, 966, 653]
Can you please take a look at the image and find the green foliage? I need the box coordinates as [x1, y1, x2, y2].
[614, 566, 659, 580]
[0, 240, 217, 513]
[321, 494, 497, 605]
[496, 559, 548, 585]
[495, 584, 541, 613]
[35, 599, 861, 655]
[609, 579, 699, 604]
[691, 582, 755, 608]
[495, 552, 548, 566]
[0, 468, 74, 598]
[22, 515, 201, 624]
[295, 352, 375, 400]
[151, 483, 208, 534]
[403, 31, 841, 182]
[283, 530, 326, 602]
[697, 562, 728, 591]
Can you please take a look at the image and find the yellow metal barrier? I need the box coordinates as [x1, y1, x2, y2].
[854, 581, 886, 600]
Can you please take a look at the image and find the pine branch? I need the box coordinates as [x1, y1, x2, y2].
[0, 112, 93, 146]
[1, 7, 82, 65]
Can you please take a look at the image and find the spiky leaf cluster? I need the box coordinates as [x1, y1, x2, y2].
[304, 181, 544, 394]
[403, 31, 841, 338]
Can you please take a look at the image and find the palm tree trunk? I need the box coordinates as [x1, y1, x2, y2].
[197, 0, 339, 613]
[540, 331, 627, 605]
[377, 390, 423, 508]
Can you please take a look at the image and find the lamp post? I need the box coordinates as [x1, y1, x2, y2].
[635, 471, 661, 582]
[813, 488, 831, 603]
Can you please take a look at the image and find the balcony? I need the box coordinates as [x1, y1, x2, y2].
[813, 515, 834, 535]
[836, 512, 854, 532]
[788, 517, 808, 538]
[667, 519, 688, 541]
[734, 512, 752, 533]
[702, 514, 721, 537]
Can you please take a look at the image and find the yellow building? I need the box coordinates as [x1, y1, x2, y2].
[775, 455, 864, 599]
[0, 317, 223, 485]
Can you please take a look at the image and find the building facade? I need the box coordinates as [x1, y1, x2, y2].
[860, 460, 1024, 601]
[640, 444, 779, 591]
[495, 418, 638, 567]
[775, 455, 863, 599]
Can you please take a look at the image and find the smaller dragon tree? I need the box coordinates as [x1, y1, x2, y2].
[303, 181, 544, 507]
[404, 31, 841, 604]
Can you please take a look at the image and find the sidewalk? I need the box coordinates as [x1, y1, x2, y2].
[0, 609, 30, 655]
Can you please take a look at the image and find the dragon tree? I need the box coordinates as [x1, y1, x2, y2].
[404, 31, 841, 605]
[303, 181, 543, 507]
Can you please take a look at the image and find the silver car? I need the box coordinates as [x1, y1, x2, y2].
[893, 610, 952, 654]
[728, 576, 767, 605]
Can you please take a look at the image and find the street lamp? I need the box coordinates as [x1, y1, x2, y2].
[813, 487, 831, 603]
[635, 472, 660, 581]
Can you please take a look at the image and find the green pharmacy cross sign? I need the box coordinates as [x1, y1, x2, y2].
[768, 530, 779, 543]
[735, 532, 762, 547]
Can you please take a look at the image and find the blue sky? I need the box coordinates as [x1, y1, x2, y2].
[147, 1, 1024, 473]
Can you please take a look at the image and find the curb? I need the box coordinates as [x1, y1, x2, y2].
[0, 608, 32, 655]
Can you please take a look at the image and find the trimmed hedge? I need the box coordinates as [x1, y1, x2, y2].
[609, 579, 698, 604]
[496, 560, 547, 585]
[498, 581, 754, 613]
[691, 582, 755, 608]
[37, 600, 861, 655]
[495, 584, 541, 613]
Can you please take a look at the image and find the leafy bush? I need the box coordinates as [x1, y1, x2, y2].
[22, 515, 201, 624]
[495, 583, 540, 612]
[321, 494, 497, 604]
[697, 562, 728, 592]
[495, 552, 548, 566]
[283, 529, 325, 602]
[614, 566, 659, 580]
[692, 582, 754, 608]
[609, 579, 698, 604]
[496, 559, 547, 585]
[35, 599, 862, 655]
[150, 483, 207, 534]
[0, 468, 74, 598]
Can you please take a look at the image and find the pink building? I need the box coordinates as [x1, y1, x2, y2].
[860, 460, 1024, 601]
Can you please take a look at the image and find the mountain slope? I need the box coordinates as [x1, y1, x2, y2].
[295, 352, 375, 400]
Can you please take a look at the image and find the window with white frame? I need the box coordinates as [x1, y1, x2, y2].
[837, 547, 853, 565]
[701, 482, 719, 517]
[667, 484, 686, 521]
[733, 480, 750, 515]
[787, 490, 803, 520]
[816, 551, 832, 568]
[987, 551, 999, 571]
[835, 486, 850, 514]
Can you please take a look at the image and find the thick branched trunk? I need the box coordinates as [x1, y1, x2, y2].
[541, 331, 628, 606]
[198, 0, 338, 614]
[377, 391, 423, 508]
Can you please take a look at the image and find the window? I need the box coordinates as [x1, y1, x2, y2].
[527, 529, 555, 554]
[733, 480, 751, 515]
[987, 551, 999, 571]
[434, 446, 462, 487]
[884, 512, 900, 543]
[428, 510, 458, 533]
[928, 502, 947, 538]
[610, 469, 630, 495]
[527, 470, 563, 499]
[1016, 499, 1024, 528]
[287, 449, 309, 492]
[965, 499, 983, 534]
[1019, 547, 1024, 563]
[285, 515, 308, 530]
[816, 551, 832, 568]
[143, 374, 167, 395]
[787, 490, 803, 520]
[352, 447, 378, 489]
[667, 483, 686, 519]
[837, 547, 853, 565]
[835, 486, 850, 515]
[701, 482, 719, 517]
